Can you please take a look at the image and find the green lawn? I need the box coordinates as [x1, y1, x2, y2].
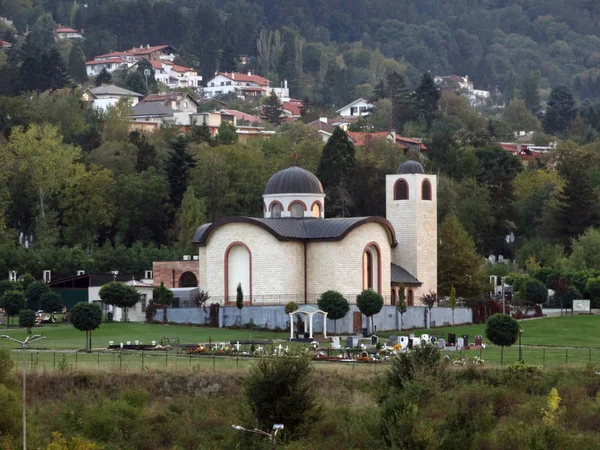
[380, 315, 600, 348]
[0, 322, 289, 350]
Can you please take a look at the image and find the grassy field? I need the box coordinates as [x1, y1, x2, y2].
[382, 314, 600, 348]
[0, 322, 289, 350]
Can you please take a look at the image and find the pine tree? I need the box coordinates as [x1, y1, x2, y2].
[167, 135, 195, 209]
[176, 186, 207, 254]
[414, 72, 441, 129]
[124, 70, 147, 96]
[67, 42, 88, 84]
[386, 71, 411, 131]
[504, 70, 516, 105]
[95, 67, 113, 86]
[136, 58, 157, 93]
[371, 80, 386, 102]
[521, 70, 541, 114]
[129, 130, 157, 172]
[543, 85, 577, 137]
[220, 40, 236, 72]
[43, 47, 72, 90]
[317, 127, 356, 217]
[261, 91, 283, 126]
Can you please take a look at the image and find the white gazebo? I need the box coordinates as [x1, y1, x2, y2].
[289, 305, 328, 340]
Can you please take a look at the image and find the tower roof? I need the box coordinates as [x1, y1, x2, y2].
[264, 166, 324, 195]
[397, 160, 424, 174]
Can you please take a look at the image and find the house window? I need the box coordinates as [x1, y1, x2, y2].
[184, 101, 188, 108]
[140, 294, 147, 313]
[107, 64, 112, 70]
[407, 289, 414, 306]
[394, 179, 409, 200]
[391, 289, 397, 306]
[350, 107, 357, 116]
[363, 243, 381, 293]
[422, 179, 432, 201]
[226, 81, 231, 86]
[221, 82, 224, 86]
[210, 83, 215, 87]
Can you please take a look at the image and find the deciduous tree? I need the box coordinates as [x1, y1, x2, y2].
[356, 289, 383, 334]
[485, 313, 519, 365]
[70, 301, 103, 351]
[99, 281, 141, 322]
[317, 290, 350, 333]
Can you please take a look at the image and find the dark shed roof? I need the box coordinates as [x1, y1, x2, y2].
[264, 166, 324, 195]
[390, 263, 421, 285]
[193, 216, 397, 246]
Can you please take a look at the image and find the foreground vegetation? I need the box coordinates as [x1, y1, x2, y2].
[2, 346, 600, 450]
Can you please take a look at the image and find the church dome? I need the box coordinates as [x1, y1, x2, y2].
[397, 160, 425, 174]
[264, 166, 324, 195]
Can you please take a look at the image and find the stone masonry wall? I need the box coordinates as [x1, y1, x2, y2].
[153, 260, 199, 288]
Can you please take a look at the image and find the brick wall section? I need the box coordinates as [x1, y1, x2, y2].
[152, 261, 200, 288]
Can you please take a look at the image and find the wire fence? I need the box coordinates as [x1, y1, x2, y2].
[7, 345, 600, 373]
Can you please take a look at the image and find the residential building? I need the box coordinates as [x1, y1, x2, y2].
[124, 44, 177, 61]
[142, 60, 202, 89]
[282, 100, 303, 120]
[336, 98, 374, 118]
[203, 71, 271, 99]
[435, 74, 492, 108]
[129, 102, 177, 131]
[307, 117, 335, 142]
[85, 44, 180, 78]
[55, 26, 83, 40]
[84, 85, 144, 110]
[140, 92, 199, 114]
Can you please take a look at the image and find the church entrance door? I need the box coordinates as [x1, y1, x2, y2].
[352, 312, 362, 334]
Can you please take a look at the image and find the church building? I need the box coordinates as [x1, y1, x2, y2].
[192, 160, 437, 306]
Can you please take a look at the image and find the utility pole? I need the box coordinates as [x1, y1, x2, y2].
[0, 335, 46, 450]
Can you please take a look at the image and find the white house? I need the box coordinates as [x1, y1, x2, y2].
[88, 280, 153, 322]
[85, 85, 144, 110]
[86, 52, 136, 76]
[145, 60, 202, 90]
[336, 98, 373, 118]
[55, 26, 83, 40]
[203, 71, 271, 99]
[140, 92, 199, 113]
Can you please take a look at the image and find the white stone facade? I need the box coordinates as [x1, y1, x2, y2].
[386, 173, 437, 303]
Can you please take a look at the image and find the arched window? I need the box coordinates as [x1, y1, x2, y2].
[179, 271, 198, 287]
[311, 201, 322, 218]
[225, 243, 251, 303]
[422, 179, 432, 201]
[289, 200, 306, 218]
[391, 289, 397, 306]
[394, 179, 409, 200]
[407, 289, 414, 306]
[271, 203, 282, 218]
[362, 243, 381, 293]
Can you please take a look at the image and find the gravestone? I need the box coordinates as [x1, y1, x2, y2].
[331, 336, 340, 349]
[475, 335, 483, 346]
[407, 338, 413, 349]
[371, 335, 379, 346]
[399, 336, 409, 349]
[462, 335, 469, 347]
[420, 334, 430, 344]
[437, 338, 445, 349]
[346, 337, 359, 348]
[430, 336, 437, 345]
[457, 337, 464, 350]
[413, 337, 421, 347]
[389, 335, 398, 346]
[448, 333, 456, 346]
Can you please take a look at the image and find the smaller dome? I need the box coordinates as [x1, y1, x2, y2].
[397, 160, 424, 174]
[264, 166, 324, 195]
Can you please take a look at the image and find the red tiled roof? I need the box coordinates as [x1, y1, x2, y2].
[308, 119, 335, 134]
[346, 131, 391, 146]
[283, 101, 302, 116]
[95, 51, 131, 59]
[171, 64, 194, 73]
[85, 58, 126, 65]
[149, 60, 163, 70]
[218, 72, 270, 86]
[126, 45, 173, 56]
[396, 135, 427, 150]
[220, 109, 262, 123]
[56, 27, 79, 33]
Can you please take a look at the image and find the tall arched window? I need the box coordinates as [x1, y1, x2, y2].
[422, 179, 432, 201]
[311, 201, 322, 218]
[391, 289, 397, 306]
[225, 243, 251, 303]
[179, 271, 198, 287]
[407, 289, 414, 306]
[362, 243, 381, 293]
[394, 179, 409, 200]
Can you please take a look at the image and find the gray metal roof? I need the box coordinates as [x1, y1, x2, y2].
[192, 216, 397, 246]
[390, 263, 421, 285]
[90, 85, 144, 97]
[130, 102, 175, 117]
[397, 160, 424, 174]
[264, 166, 324, 195]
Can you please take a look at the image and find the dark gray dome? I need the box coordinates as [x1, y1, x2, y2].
[264, 166, 324, 195]
[397, 160, 425, 174]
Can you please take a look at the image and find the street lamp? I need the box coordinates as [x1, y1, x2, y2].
[231, 424, 284, 449]
[518, 327, 524, 362]
[0, 334, 46, 450]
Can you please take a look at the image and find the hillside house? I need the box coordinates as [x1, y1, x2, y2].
[140, 60, 202, 89]
[336, 98, 373, 118]
[55, 26, 83, 40]
[204, 71, 271, 99]
[140, 93, 199, 113]
[85, 85, 144, 110]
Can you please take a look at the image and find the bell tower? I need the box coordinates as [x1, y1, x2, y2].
[385, 160, 437, 298]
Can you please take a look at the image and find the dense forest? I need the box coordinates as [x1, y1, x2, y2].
[3, 0, 600, 102]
